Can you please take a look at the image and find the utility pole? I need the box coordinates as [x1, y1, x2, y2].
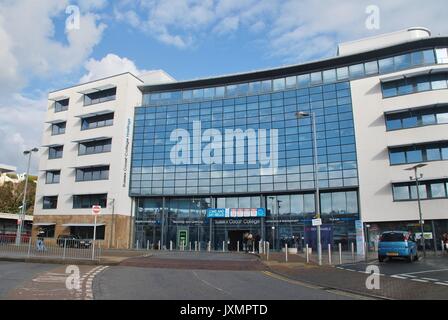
[16, 148, 38, 245]
[405, 163, 427, 258]
[296, 112, 321, 265]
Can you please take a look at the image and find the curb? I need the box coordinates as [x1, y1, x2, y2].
[0, 256, 122, 266]
[260, 260, 392, 300]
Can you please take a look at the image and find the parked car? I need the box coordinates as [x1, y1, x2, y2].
[378, 231, 418, 262]
[57, 235, 92, 248]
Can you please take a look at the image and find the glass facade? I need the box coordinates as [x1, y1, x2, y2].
[131, 78, 361, 251]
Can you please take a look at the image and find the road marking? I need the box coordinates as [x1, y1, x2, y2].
[411, 279, 429, 283]
[397, 268, 448, 276]
[391, 275, 407, 279]
[421, 278, 439, 282]
[400, 274, 416, 278]
[435, 282, 448, 286]
[261, 271, 374, 300]
[192, 271, 231, 296]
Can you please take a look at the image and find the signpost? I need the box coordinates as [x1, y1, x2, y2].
[312, 218, 322, 226]
[92, 205, 101, 260]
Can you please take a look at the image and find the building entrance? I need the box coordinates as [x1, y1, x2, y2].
[228, 230, 248, 251]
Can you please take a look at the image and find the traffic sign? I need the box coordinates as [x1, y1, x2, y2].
[92, 205, 101, 215]
[312, 218, 322, 226]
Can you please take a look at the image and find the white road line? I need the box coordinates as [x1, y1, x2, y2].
[435, 282, 448, 286]
[398, 268, 448, 276]
[421, 278, 439, 282]
[400, 274, 416, 278]
[411, 279, 429, 283]
[391, 275, 407, 279]
[192, 271, 231, 296]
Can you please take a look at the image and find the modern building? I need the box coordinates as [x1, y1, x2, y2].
[33, 71, 175, 248]
[34, 27, 448, 251]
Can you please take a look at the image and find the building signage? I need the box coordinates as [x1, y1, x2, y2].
[214, 219, 261, 225]
[355, 220, 365, 256]
[206, 208, 266, 218]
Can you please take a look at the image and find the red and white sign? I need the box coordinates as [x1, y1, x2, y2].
[92, 205, 101, 215]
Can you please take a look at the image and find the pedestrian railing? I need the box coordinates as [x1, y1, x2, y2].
[0, 234, 102, 261]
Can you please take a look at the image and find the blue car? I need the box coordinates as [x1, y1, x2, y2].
[378, 231, 418, 262]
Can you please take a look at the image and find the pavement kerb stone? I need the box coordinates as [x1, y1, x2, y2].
[259, 259, 392, 300]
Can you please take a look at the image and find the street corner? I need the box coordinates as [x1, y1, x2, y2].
[7, 264, 109, 300]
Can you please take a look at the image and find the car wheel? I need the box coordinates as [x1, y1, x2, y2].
[407, 253, 414, 263]
[414, 252, 419, 261]
[378, 255, 385, 262]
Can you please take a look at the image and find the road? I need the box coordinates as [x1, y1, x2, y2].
[0, 261, 57, 299]
[338, 256, 448, 287]
[93, 266, 354, 300]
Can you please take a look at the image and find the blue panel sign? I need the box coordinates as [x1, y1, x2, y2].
[207, 208, 266, 218]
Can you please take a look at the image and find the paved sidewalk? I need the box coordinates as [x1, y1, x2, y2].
[260, 252, 448, 300]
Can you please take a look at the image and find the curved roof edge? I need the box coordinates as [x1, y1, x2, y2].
[139, 36, 448, 93]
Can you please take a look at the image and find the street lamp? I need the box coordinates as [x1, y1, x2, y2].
[16, 147, 39, 245]
[296, 111, 322, 265]
[405, 163, 427, 258]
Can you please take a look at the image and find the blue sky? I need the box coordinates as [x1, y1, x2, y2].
[0, 0, 446, 172]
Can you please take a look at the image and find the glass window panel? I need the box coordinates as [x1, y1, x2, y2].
[364, 61, 378, 75]
[390, 150, 406, 165]
[322, 69, 336, 83]
[349, 64, 364, 78]
[297, 74, 310, 88]
[406, 149, 423, 163]
[422, 49, 436, 64]
[386, 117, 402, 130]
[436, 48, 448, 64]
[285, 76, 297, 88]
[393, 186, 410, 200]
[382, 82, 397, 98]
[410, 185, 428, 199]
[426, 147, 441, 161]
[336, 67, 349, 80]
[310, 72, 322, 85]
[378, 57, 394, 73]
[273, 78, 286, 91]
[430, 183, 446, 198]
[442, 147, 448, 160]
[416, 75, 431, 92]
[437, 112, 448, 124]
[421, 113, 436, 125]
[394, 54, 411, 70]
[402, 115, 418, 128]
[431, 74, 448, 90]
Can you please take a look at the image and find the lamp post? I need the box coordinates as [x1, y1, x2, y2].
[405, 163, 427, 258]
[16, 148, 39, 245]
[296, 111, 322, 265]
[108, 198, 115, 248]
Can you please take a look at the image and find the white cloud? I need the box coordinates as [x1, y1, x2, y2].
[0, 0, 106, 172]
[114, 0, 447, 62]
[80, 54, 150, 82]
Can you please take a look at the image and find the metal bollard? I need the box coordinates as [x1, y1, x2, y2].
[170, 240, 173, 251]
[208, 241, 211, 252]
[266, 241, 270, 260]
[158, 240, 161, 251]
[63, 238, 67, 260]
[237, 241, 240, 252]
[195, 241, 198, 251]
[136, 240, 139, 250]
[147, 240, 150, 251]
[285, 244, 288, 262]
[27, 238, 32, 258]
[364, 242, 368, 262]
[189, 242, 192, 251]
[328, 243, 332, 265]
[338, 243, 342, 265]
[442, 241, 445, 255]
[259, 240, 263, 254]
[198, 242, 201, 251]
[223, 241, 225, 252]
[351, 242, 355, 262]
[306, 244, 309, 263]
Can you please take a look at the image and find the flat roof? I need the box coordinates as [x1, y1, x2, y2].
[139, 36, 448, 93]
[0, 164, 16, 173]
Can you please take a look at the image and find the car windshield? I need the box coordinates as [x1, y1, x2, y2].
[381, 233, 406, 242]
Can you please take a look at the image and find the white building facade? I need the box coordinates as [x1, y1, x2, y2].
[33, 28, 448, 250]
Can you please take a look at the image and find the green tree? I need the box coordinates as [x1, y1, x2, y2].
[0, 176, 36, 214]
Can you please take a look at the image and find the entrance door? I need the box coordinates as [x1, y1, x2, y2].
[228, 230, 248, 251]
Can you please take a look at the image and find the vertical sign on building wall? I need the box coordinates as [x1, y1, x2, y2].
[355, 220, 365, 255]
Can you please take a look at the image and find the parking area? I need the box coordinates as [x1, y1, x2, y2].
[337, 256, 448, 287]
